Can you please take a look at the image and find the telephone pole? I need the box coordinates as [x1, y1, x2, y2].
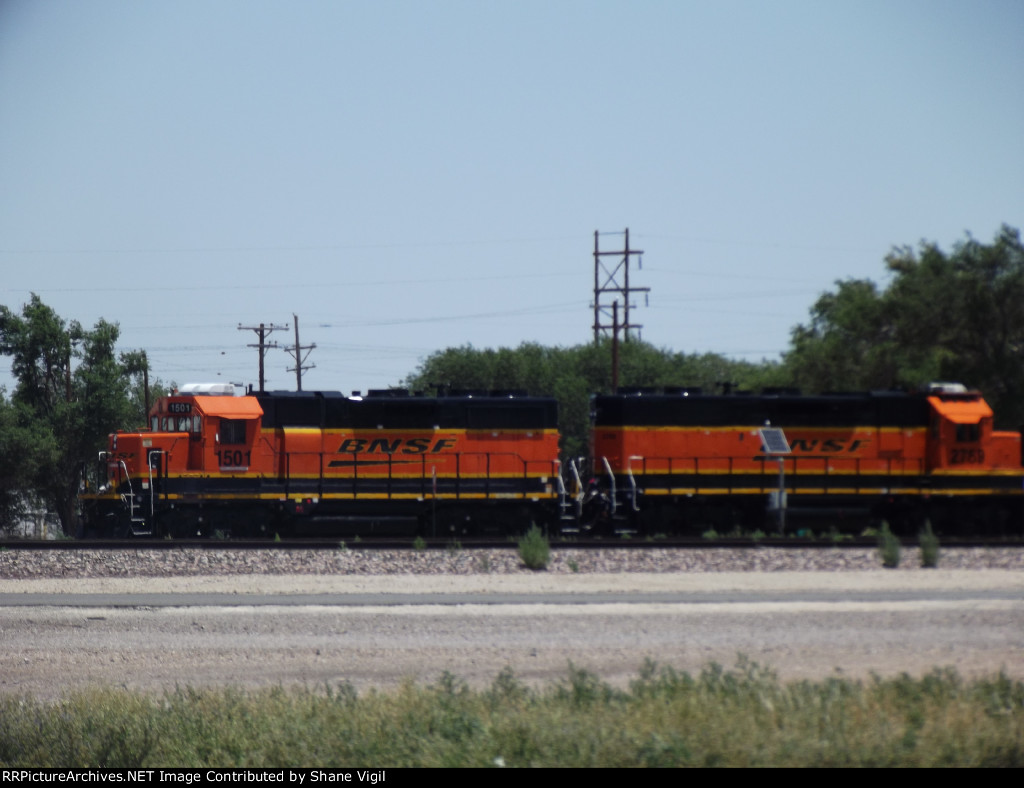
[238, 322, 287, 393]
[284, 314, 316, 391]
[592, 228, 649, 343]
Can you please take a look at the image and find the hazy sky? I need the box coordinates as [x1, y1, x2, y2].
[2, 0, 1021, 395]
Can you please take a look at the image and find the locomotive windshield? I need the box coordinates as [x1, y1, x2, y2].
[152, 413, 201, 433]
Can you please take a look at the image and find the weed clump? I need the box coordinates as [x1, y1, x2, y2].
[877, 521, 901, 568]
[919, 520, 940, 568]
[518, 525, 550, 570]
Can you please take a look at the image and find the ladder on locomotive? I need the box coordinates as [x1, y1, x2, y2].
[556, 460, 585, 534]
[125, 490, 153, 537]
[113, 459, 154, 537]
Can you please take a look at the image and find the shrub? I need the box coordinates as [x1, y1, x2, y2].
[877, 521, 901, 568]
[412, 536, 427, 551]
[518, 525, 550, 570]
[919, 520, 940, 568]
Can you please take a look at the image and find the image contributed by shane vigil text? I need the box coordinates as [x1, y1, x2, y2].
[1, 772, 387, 784]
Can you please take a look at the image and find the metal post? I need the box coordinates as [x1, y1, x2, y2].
[777, 457, 786, 534]
[611, 301, 619, 393]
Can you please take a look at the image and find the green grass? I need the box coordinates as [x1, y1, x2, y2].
[1, 660, 1020, 767]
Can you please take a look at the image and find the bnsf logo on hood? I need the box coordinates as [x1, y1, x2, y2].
[335, 438, 458, 455]
[789, 438, 867, 453]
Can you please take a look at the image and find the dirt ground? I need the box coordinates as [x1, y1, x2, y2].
[1, 570, 1022, 698]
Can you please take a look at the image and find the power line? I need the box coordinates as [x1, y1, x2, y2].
[0, 234, 580, 256]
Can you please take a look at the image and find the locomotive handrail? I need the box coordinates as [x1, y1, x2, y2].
[601, 456, 617, 515]
[625, 456, 643, 512]
[609, 453, 930, 498]
[558, 459, 584, 518]
[147, 450, 166, 518]
[554, 460, 569, 514]
[111, 460, 138, 522]
[569, 460, 584, 505]
[273, 449, 559, 502]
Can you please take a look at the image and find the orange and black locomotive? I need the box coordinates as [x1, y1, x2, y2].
[81, 381, 1024, 537]
[590, 383, 1024, 534]
[80, 384, 562, 538]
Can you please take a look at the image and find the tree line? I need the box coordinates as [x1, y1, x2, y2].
[0, 297, 159, 534]
[2, 225, 1021, 535]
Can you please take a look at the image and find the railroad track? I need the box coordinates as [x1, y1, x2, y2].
[3, 536, 1022, 551]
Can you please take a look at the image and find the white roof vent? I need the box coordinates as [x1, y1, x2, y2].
[927, 382, 968, 395]
[179, 383, 237, 396]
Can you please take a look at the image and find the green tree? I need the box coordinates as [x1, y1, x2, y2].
[404, 340, 780, 460]
[785, 278, 922, 392]
[784, 225, 1024, 424]
[0, 295, 151, 535]
[0, 395, 53, 533]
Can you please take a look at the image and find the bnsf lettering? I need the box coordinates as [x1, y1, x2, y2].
[337, 438, 457, 454]
[789, 439, 866, 453]
[403, 438, 431, 453]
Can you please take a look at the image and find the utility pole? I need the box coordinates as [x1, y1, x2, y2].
[284, 313, 316, 391]
[593, 228, 649, 343]
[238, 322, 287, 393]
[611, 301, 620, 394]
[142, 350, 150, 416]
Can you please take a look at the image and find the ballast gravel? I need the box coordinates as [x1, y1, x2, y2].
[2, 544, 1023, 581]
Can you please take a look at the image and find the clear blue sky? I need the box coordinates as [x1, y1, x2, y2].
[1, 0, 1021, 394]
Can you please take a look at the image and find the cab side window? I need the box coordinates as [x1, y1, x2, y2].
[220, 419, 247, 445]
[955, 423, 980, 443]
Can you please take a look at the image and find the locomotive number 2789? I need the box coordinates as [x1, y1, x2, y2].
[950, 448, 985, 464]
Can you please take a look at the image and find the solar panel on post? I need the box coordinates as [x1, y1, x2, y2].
[758, 428, 790, 455]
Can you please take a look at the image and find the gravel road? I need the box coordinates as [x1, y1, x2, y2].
[1, 547, 1022, 699]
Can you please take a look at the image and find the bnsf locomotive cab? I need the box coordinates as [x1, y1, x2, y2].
[83, 384, 266, 537]
[150, 383, 265, 475]
[925, 384, 1020, 470]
